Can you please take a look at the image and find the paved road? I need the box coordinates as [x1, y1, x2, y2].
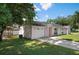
[37, 37, 79, 50]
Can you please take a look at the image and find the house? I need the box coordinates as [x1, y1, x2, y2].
[24, 21, 71, 39]
[3, 24, 20, 39]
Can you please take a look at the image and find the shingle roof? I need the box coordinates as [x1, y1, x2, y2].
[51, 22, 62, 27]
[32, 21, 63, 27]
[32, 21, 46, 26]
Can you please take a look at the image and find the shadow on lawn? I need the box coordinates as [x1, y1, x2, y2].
[62, 38, 73, 41]
[0, 38, 79, 55]
[61, 38, 79, 42]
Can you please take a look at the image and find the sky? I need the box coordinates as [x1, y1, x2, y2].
[34, 3, 79, 21]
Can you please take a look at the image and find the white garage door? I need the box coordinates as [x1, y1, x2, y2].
[31, 26, 45, 39]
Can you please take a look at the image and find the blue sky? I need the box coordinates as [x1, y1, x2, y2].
[34, 3, 79, 21]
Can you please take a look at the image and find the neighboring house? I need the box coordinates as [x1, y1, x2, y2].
[3, 24, 20, 39]
[24, 21, 71, 39]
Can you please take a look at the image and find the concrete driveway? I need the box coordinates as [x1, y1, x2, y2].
[37, 37, 79, 50]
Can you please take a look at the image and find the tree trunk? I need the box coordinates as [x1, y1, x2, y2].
[0, 30, 4, 41]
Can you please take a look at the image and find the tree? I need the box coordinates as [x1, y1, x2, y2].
[7, 3, 36, 25]
[66, 15, 78, 30]
[47, 17, 70, 25]
[74, 11, 79, 29]
[47, 11, 79, 32]
[47, 18, 57, 23]
[67, 11, 79, 30]
[0, 3, 36, 41]
[0, 4, 12, 41]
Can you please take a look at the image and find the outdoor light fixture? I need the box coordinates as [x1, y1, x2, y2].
[23, 18, 26, 21]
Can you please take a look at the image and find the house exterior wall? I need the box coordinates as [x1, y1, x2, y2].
[24, 25, 32, 39]
[24, 24, 71, 39]
[44, 26, 49, 37]
[52, 27, 55, 36]
[46, 24, 53, 37]
[47, 24, 63, 36]
[44, 24, 55, 37]
[19, 26, 24, 37]
[57, 27, 63, 35]
[13, 31, 19, 35]
[51, 26, 62, 36]
[63, 26, 71, 34]
[31, 26, 45, 39]
[45, 24, 63, 36]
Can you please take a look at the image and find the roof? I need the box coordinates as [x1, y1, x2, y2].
[48, 22, 62, 27]
[32, 21, 69, 27]
[32, 21, 46, 26]
[51, 22, 58, 26]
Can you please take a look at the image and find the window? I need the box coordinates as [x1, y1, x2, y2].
[54, 28, 57, 35]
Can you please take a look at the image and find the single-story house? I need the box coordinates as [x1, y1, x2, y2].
[3, 24, 20, 39]
[24, 21, 71, 39]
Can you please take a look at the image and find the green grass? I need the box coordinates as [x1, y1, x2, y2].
[58, 32, 79, 42]
[0, 38, 79, 55]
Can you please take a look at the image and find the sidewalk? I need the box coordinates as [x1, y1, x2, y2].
[37, 37, 79, 50]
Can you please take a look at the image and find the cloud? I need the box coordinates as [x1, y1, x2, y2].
[40, 3, 52, 10]
[33, 16, 38, 20]
[45, 15, 49, 18]
[45, 14, 49, 20]
[36, 8, 41, 11]
[34, 5, 41, 12]
[35, 16, 38, 19]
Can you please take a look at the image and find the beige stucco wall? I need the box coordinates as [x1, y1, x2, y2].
[31, 26, 45, 39]
[62, 26, 71, 34]
[47, 24, 63, 36]
[57, 27, 63, 35]
[24, 24, 71, 39]
[44, 26, 49, 37]
[52, 27, 55, 36]
[24, 25, 32, 38]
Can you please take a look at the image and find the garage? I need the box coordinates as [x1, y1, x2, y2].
[31, 26, 45, 39]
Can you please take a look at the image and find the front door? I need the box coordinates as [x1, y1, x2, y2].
[49, 27, 52, 37]
[54, 28, 57, 35]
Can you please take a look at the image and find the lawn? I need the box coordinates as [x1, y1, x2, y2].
[0, 38, 79, 55]
[58, 32, 79, 42]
